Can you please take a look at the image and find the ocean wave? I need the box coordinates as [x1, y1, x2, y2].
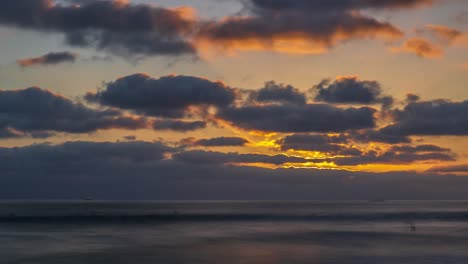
[2, 211, 468, 223]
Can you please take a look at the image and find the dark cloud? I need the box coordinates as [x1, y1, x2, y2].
[0, 127, 23, 139]
[153, 120, 207, 132]
[248, 0, 433, 11]
[0, 0, 196, 58]
[427, 165, 468, 174]
[329, 145, 456, 166]
[0, 87, 147, 136]
[195, 137, 250, 147]
[173, 150, 309, 165]
[17, 51, 77, 67]
[197, 0, 413, 54]
[218, 104, 376, 133]
[249, 81, 306, 105]
[86, 74, 236, 118]
[3, 140, 468, 200]
[278, 134, 362, 156]
[389, 144, 451, 154]
[381, 100, 468, 136]
[313, 77, 393, 108]
[0, 141, 173, 168]
[350, 129, 411, 144]
[405, 93, 420, 104]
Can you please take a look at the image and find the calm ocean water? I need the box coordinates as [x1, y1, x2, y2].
[1, 201, 468, 264]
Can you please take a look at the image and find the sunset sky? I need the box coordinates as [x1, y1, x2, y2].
[1, 0, 468, 200]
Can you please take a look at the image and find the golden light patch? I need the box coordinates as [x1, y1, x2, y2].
[195, 36, 330, 60]
[352, 163, 432, 173]
[254, 139, 281, 149]
[286, 161, 340, 170]
[170, 6, 198, 21]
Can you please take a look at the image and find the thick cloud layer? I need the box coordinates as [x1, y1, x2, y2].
[382, 100, 468, 136]
[3, 140, 468, 200]
[86, 74, 236, 118]
[17, 51, 77, 67]
[0, 87, 147, 135]
[314, 77, 393, 108]
[350, 129, 411, 144]
[153, 120, 207, 132]
[195, 137, 250, 147]
[249, 81, 306, 105]
[0, 0, 196, 57]
[329, 144, 455, 166]
[428, 165, 468, 174]
[218, 104, 376, 133]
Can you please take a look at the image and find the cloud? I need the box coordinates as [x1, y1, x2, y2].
[173, 150, 309, 165]
[389, 144, 451, 153]
[0, 127, 24, 139]
[313, 76, 393, 108]
[0, 0, 196, 58]
[0, 87, 148, 136]
[248, 0, 433, 11]
[381, 100, 468, 136]
[427, 165, 468, 174]
[421, 24, 465, 44]
[278, 134, 362, 156]
[218, 104, 376, 133]
[350, 129, 411, 144]
[405, 93, 421, 104]
[198, 11, 403, 55]
[194, 137, 250, 147]
[390, 37, 443, 58]
[329, 144, 456, 166]
[249, 81, 306, 105]
[153, 119, 207, 132]
[194, 0, 433, 55]
[86, 74, 236, 118]
[17, 51, 77, 67]
[3, 140, 468, 200]
[0, 140, 174, 168]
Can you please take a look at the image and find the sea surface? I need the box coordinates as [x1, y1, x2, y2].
[1, 201, 468, 264]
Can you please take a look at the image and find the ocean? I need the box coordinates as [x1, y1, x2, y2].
[1, 201, 468, 264]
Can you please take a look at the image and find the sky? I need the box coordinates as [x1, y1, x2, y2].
[1, 0, 468, 200]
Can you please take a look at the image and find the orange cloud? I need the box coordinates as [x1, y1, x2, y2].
[17, 51, 78, 67]
[390, 37, 443, 58]
[424, 24, 464, 43]
[416, 24, 468, 46]
[196, 11, 403, 56]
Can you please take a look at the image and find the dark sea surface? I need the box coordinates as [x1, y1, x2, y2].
[1, 201, 468, 264]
